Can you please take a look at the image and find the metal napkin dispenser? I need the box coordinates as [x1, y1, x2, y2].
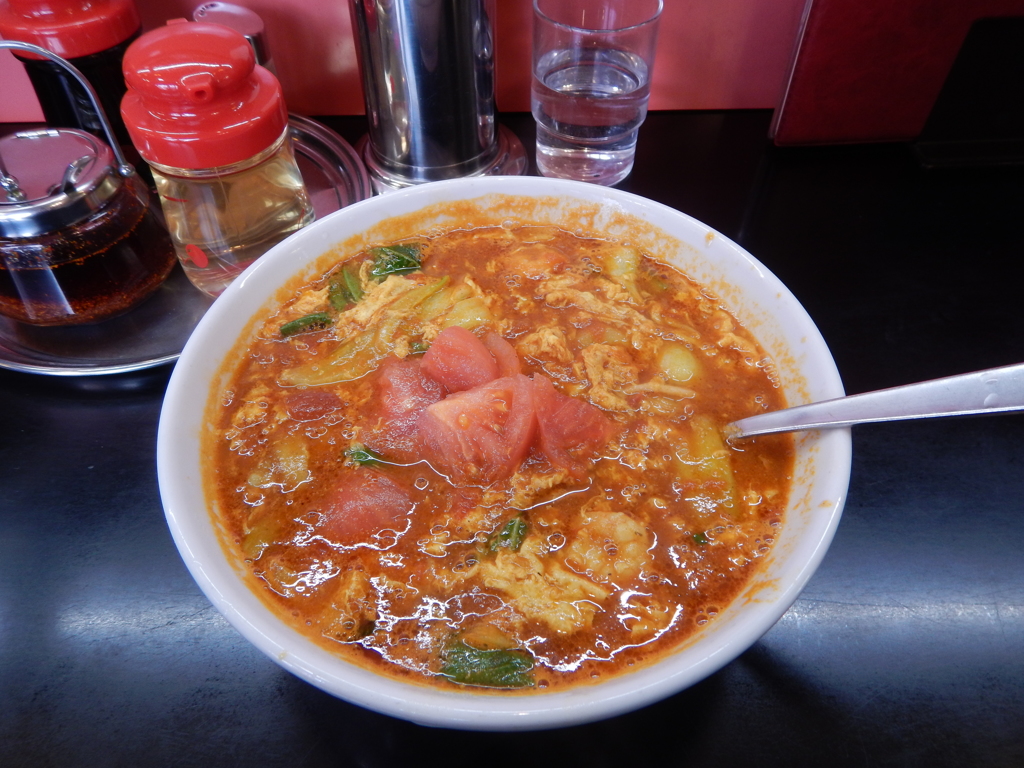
[349, 0, 525, 191]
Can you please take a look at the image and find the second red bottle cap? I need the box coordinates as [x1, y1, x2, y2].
[120, 19, 288, 170]
[0, 0, 140, 59]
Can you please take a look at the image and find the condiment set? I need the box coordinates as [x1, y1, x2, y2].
[0, 0, 526, 340]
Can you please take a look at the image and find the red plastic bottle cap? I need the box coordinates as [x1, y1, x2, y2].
[0, 0, 140, 59]
[119, 19, 288, 170]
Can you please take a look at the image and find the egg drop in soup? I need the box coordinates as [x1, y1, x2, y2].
[204, 222, 794, 691]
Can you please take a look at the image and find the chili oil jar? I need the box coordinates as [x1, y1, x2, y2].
[0, 127, 176, 326]
[120, 19, 314, 297]
[0, 0, 140, 152]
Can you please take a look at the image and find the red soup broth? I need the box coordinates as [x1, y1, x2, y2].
[202, 223, 793, 692]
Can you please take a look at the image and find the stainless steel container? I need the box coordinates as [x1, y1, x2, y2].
[192, 2, 277, 75]
[349, 0, 526, 191]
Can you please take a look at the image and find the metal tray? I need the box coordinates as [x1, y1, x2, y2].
[0, 116, 371, 376]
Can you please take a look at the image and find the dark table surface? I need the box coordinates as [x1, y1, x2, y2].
[2, 111, 1023, 767]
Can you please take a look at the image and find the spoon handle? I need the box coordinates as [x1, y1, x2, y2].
[727, 362, 1024, 438]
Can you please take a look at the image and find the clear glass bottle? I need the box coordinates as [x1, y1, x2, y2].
[148, 127, 312, 295]
[120, 19, 314, 297]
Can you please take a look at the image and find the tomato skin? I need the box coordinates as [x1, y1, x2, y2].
[316, 469, 414, 544]
[363, 357, 444, 462]
[482, 331, 521, 377]
[530, 374, 616, 478]
[418, 374, 537, 486]
[421, 326, 499, 392]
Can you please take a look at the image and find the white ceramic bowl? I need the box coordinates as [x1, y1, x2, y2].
[157, 176, 850, 731]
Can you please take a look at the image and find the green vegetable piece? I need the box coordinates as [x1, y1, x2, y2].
[344, 264, 364, 301]
[345, 444, 382, 466]
[693, 531, 709, 546]
[409, 340, 429, 355]
[369, 243, 422, 280]
[674, 414, 738, 517]
[440, 640, 535, 688]
[328, 263, 364, 310]
[280, 312, 333, 338]
[327, 280, 348, 310]
[488, 516, 527, 552]
[281, 277, 448, 386]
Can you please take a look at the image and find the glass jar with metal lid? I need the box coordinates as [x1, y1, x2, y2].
[0, 126, 176, 326]
[0, 39, 175, 327]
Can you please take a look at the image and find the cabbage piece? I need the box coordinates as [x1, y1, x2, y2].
[600, 244, 644, 303]
[417, 283, 473, 321]
[674, 415, 737, 517]
[440, 296, 493, 330]
[241, 513, 290, 560]
[248, 432, 310, 491]
[281, 278, 448, 386]
[416, 280, 493, 331]
[576, 323, 629, 348]
[242, 433, 311, 558]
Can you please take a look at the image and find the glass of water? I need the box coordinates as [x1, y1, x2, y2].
[531, 0, 662, 186]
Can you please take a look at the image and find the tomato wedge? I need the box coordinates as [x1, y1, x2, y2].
[530, 374, 616, 479]
[421, 326, 498, 392]
[418, 374, 537, 485]
[362, 357, 444, 463]
[316, 469, 413, 544]
[483, 331, 521, 377]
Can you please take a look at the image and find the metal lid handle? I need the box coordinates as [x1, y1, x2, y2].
[0, 39, 134, 179]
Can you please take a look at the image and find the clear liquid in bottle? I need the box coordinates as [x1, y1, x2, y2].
[151, 130, 314, 296]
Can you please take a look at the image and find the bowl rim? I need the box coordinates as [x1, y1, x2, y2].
[157, 175, 851, 731]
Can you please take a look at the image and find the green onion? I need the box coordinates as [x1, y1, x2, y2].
[693, 531, 709, 546]
[345, 444, 382, 466]
[327, 278, 349, 310]
[369, 244, 422, 280]
[440, 639, 534, 688]
[329, 263, 364, 309]
[344, 264, 364, 300]
[488, 516, 527, 553]
[280, 312, 332, 338]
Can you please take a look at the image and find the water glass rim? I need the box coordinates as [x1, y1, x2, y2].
[533, 0, 663, 34]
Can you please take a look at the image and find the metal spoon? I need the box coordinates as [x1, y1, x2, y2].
[726, 361, 1024, 439]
